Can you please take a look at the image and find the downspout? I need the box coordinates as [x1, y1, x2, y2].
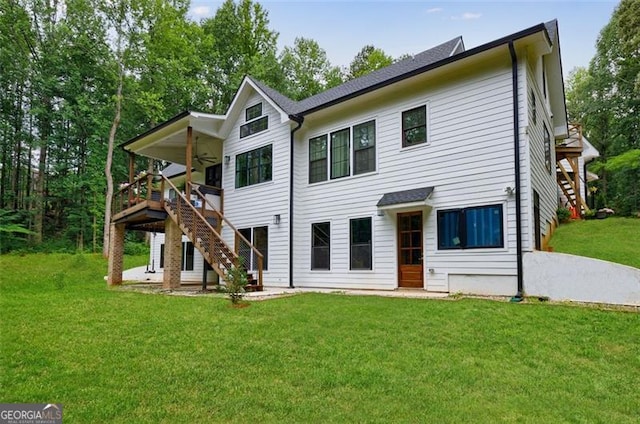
[509, 41, 524, 302]
[289, 114, 304, 288]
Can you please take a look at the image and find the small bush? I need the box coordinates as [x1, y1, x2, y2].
[556, 207, 571, 223]
[222, 262, 249, 305]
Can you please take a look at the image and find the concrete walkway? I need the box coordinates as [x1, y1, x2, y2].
[116, 266, 451, 301]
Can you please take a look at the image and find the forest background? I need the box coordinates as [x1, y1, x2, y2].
[0, 0, 637, 254]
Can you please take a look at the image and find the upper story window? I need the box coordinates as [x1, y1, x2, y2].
[235, 144, 272, 188]
[437, 204, 504, 250]
[331, 128, 350, 179]
[544, 123, 552, 173]
[542, 56, 547, 99]
[240, 103, 268, 138]
[402, 105, 427, 147]
[308, 120, 376, 184]
[309, 135, 328, 183]
[353, 120, 376, 175]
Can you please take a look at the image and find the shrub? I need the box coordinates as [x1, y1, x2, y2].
[222, 262, 249, 305]
[556, 207, 571, 223]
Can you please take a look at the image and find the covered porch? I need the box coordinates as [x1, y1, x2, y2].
[107, 111, 264, 291]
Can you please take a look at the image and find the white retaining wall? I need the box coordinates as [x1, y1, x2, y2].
[524, 251, 640, 306]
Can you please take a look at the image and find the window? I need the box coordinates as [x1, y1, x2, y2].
[159, 242, 194, 270]
[542, 56, 547, 99]
[311, 222, 330, 270]
[350, 217, 372, 270]
[544, 123, 551, 173]
[308, 120, 376, 183]
[246, 103, 262, 121]
[240, 103, 268, 138]
[353, 120, 376, 175]
[235, 144, 272, 188]
[238, 226, 268, 271]
[531, 89, 537, 126]
[438, 205, 504, 249]
[309, 135, 328, 183]
[402, 105, 427, 147]
[330, 128, 350, 179]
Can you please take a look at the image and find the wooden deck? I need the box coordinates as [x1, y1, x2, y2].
[112, 199, 167, 231]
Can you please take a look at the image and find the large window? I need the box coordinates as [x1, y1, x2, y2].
[544, 123, 552, 173]
[311, 222, 330, 270]
[235, 144, 272, 188]
[438, 205, 504, 250]
[238, 226, 268, 271]
[402, 105, 427, 147]
[309, 120, 376, 183]
[309, 135, 328, 183]
[438, 205, 504, 249]
[350, 217, 372, 270]
[240, 103, 268, 138]
[330, 128, 350, 179]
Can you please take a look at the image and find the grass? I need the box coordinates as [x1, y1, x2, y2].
[549, 217, 640, 269]
[1, 254, 639, 423]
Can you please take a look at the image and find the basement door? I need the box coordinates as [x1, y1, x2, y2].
[398, 211, 424, 288]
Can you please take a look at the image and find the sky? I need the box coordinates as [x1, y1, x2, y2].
[188, 0, 619, 78]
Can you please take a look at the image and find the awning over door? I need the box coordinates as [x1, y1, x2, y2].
[376, 186, 434, 211]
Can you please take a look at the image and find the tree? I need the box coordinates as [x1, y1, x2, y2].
[566, 0, 640, 215]
[279, 37, 344, 100]
[348, 45, 393, 80]
[201, 0, 282, 112]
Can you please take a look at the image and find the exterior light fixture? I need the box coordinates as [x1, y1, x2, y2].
[224, 155, 231, 164]
[273, 214, 281, 225]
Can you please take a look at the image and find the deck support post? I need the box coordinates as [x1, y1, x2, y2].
[186, 126, 193, 192]
[163, 217, 182, 289]
[107, 223, 125, 286]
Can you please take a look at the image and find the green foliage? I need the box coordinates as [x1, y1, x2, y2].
[549, 217, 640, 269]
[565, 0, 640, 216]
[1, 254, 639, 422]
[556, 207, 571, 223]
[222, 262, 249, 304]
[0, 209, 33, 253]
[280, 37, 345, 100]
[348, 45, 393, 79]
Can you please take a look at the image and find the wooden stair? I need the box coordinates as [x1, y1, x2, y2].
[556, 123, 590, 217]
[162, 178, 262, 291]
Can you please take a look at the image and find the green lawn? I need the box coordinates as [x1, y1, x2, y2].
[549, 217, 640, 269]
[1, 254, 638, 423]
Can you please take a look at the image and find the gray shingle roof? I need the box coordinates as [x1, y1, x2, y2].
[377, 186, 434, 207]
[249, 20, 557, 117]
[248, 36, 463, 116]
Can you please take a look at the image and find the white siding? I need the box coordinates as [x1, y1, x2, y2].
[292, 62, 521, 294]
[525, 55, 559, 251]
[221, 92, 291, 287]
[150, 232, 219, 283]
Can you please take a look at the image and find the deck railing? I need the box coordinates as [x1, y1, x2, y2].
[112, 172, 162, 216]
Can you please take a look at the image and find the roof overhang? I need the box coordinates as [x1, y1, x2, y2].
[120, 111, 225, 165]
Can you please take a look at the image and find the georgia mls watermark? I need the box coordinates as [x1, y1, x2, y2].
[0, 404, 62, 424]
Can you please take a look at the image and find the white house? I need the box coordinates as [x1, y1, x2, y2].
[111, 20, 572, 298]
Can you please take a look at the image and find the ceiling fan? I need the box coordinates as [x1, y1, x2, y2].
[193, 137, 217, 165]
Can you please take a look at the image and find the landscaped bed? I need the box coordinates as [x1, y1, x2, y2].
[1, 254, 638, 422]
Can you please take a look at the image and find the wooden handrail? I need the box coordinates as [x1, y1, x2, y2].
[112, 172, 161, 215]
[189, 181, 263, 286]
[162, 177, 262, 287]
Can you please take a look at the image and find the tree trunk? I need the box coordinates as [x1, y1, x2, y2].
[103, 64, 124, 258]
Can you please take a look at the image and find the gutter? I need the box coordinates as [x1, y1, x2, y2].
[509, 41, 524, 303]
[289, 114, 304, 288]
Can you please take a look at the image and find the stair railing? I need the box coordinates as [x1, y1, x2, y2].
[161, 176, 240, 279]
[189, 181, 263, 288]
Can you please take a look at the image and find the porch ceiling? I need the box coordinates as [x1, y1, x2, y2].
[122, 111, 225, 166]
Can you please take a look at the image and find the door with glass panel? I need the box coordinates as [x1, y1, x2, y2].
[398, 211, 423, 288]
